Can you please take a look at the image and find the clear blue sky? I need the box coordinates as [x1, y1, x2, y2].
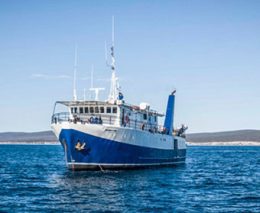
[0, 0, 259, 133]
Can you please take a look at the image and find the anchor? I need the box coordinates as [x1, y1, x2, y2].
[75, 140, 91, 155]
[75, 141, 86, 151]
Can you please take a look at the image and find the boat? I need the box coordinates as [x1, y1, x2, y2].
[51, 18, 187, 170]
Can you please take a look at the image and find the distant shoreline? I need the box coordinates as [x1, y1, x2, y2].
[1, 129, 260, 145]
[0, 141, 59, 145]
[187, 141, 260, 146]
[0, 141, 259, 146]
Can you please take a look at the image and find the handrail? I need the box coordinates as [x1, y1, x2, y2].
[52, 112, 169, 135]
[52, 112, 119, 125]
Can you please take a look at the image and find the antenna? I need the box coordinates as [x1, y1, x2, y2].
[91, 64, 94, 88]
[89, 65, 105, 101]
[112, 16, 115, 46]
[90, 88, 105, 101]
[83, 88, 86, 101]
[73, 44, 78, 101]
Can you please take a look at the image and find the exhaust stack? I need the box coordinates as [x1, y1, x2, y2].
[163, 90, 176, 135]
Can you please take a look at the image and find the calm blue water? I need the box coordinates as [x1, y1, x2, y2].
[0, 145, 259, 212]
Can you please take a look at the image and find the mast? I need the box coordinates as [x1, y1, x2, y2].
[73, 44, 78, 101]
[107, 16, 120, 103]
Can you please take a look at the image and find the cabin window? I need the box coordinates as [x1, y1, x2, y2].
[74, 107, 78, 113]
[71, 108, 74, 113]
[113, 107, 117, 114]
[84, 107, 88, 113]
[79, 107, 83, 114]
[143, 114, 147, 120]
[106, 107, 111, 113]
[100, 107, 104, 113]
[90, 107, 94, 113]
[95, 106, 99, 113]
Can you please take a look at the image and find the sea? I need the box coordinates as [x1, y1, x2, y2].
[0, 145, 259, 212]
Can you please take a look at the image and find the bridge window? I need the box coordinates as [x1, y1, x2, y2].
[84, 107, 88, 113]
[100, 107, 104, 113]
[113, 107, 117, 114]
[79, 107, 83, 114]
[143, 114, 147, 120]
[71, 108, 73, 113]
[95, 106, 99, 113]
[74, 107, 77, 113]
[90, 107, 94, 113]
[106, 107, 111, 113]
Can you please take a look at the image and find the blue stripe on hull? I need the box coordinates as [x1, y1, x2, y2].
[59, 129, 186, 170]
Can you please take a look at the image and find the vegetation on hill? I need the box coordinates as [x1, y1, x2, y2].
[186, 130, 260, 142]
[0, 131, 56, 142]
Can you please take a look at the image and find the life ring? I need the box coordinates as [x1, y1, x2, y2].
[141, 123, 145, 130]
[125, 115, 130, 124]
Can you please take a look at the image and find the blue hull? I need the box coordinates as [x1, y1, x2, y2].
[59, 129, 186, 170]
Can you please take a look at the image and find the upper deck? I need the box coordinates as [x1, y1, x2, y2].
[52, 100, 166, 134]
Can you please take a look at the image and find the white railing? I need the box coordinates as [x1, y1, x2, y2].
[52, 112, 119, 126]
[51, 112, 168, 134]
